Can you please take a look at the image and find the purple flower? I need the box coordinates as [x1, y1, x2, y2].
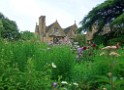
[78, 47, 83, 53]
[53, 82, 57, 87]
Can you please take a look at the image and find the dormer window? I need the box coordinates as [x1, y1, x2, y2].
[54, 28, 58, 32]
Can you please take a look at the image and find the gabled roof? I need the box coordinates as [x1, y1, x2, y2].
[46, 23, 54, 32]
[64, 24, 77, 34]
[64, 25, 73, 34]
[46, 20, 62, 32]
[46, 20, 66, 36]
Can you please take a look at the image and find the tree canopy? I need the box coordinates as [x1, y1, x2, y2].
[20, 31, 35, 40]
[0, 12, 20, 40]
[80, 0, 124, 34]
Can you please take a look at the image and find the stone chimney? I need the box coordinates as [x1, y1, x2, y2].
[39, 16, 46, 36]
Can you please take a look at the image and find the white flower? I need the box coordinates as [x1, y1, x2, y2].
[63, 87, 67, 90]
[120, 77, 123, 80]
[109, 52, 120, 57]
[69, 84, 72, 86]
[76, 45, 80, 48]
[61, 81, 68, 84]
[73, 83, 78, 86]
[47, 48, 51, 50]
[103, 88, 107, 90]
[74, 42, 78, 45]
[51, 62, 57, 68]
[100, 52, 106, 56]
[101, 46, 117, 50]
[2, 49, 4, 51]
[107, 72, 112, 77]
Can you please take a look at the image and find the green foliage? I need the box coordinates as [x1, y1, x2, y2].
[0, 40, 75, 89]
[0, 40, 124, 90]
[80, 0, 124, 33]
[71, 57, 111, 90]
[49, 45, 75, 81]
[95, 54, 124, 90]
[20, 31, 35, 40]
[0, 12, 20, 40]
[94, 35, 105, 45]
[0, 40, 52, 89]
[93, 30, 124, 46]
[108, 35, 124, 46]
[112, 12, 124, 25]
[79, 0, 124, 46]
[73, 34, 86, 46]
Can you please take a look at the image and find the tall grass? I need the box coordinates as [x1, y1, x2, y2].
[0, 40, 75, 89]
[0, 39, 124, 90]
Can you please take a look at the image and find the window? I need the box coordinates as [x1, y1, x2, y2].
[54, 28, 58, 32]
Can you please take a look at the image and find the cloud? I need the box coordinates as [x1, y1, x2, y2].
[8, 0, 75, 31]
[0, 0, 105, 32]
[9, 0, 41, 17]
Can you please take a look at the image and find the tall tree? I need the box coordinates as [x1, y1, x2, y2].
[80, 0, 124, 34]
[0, 12, 20, 40]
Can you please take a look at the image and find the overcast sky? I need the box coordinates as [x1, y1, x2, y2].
[0, 0, 105, 32]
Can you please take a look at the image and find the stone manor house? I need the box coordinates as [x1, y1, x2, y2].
[35, 15, 77, 43]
